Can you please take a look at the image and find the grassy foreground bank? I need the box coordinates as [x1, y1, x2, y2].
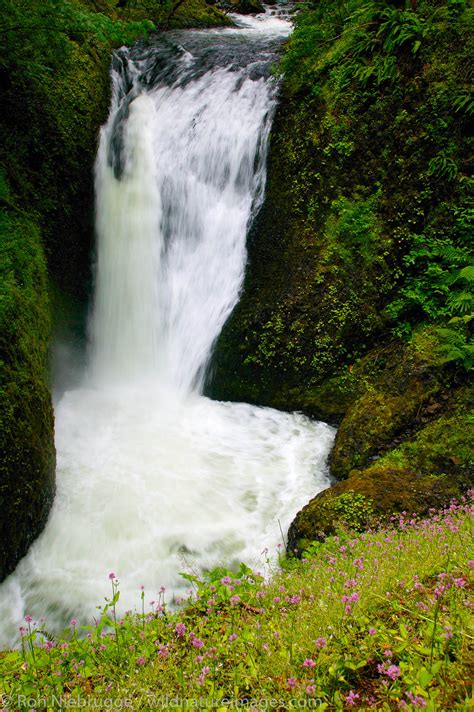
[0, 497, 472, 711]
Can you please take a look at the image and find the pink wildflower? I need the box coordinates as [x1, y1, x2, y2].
[287, 677, 297, 689]
[443, 625, 453, 640]
[315, 637, 327, 648]
[345, 691, 360, 706]
[137, 657, 145, 665]
[303, 658, 316, 668]
[175, 622, 186, 637]
[196, 666, 210, 685]
[386, 664, 401, 680]
[108, 572, 116, 580]
[406, 693, 427, 708]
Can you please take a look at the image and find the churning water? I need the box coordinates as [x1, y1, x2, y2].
[0, 8, 334, 645]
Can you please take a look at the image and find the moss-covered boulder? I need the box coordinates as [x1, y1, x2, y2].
[212, 0, 264, 15]
[329, 329, 460, 479]
[287, 467, 467, 555]
[120, 0, 233, 29]
[287, 382, 473, 554]
[371, 385, 473, 480]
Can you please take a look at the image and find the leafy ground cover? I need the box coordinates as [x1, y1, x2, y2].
[1, 496, 472, 710]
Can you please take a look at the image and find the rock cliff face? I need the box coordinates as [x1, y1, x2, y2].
[0, 4, 112, 580]
[208, 0, 473, 548]
[0, 0, 231, 582]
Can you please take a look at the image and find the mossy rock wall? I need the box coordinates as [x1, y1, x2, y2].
[0, 1, 119, 581]
[0, 208, 55, 581]
[207, 93, 393, 415]
[207, 0, 472, 421]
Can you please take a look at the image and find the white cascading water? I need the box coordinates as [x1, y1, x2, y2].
[0, 8, 335, 646]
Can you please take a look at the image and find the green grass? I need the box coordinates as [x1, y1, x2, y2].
[1, 498, 472, 710]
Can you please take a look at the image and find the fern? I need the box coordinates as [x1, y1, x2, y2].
[433, 327, 474, 370]
[377, 7, 426, 56]
[452, 90, 474, 116]
[447, 291, 473, 315]
[432, 244, 472, 265]
[454, 265, 474, 282]
[427, 152, 459, 181]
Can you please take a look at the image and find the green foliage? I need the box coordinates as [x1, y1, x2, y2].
[210, 0, 472, 409]
[0, 199, 55, 580]
[431, 327, 474, 370]
[328, 492, 374, 531]
[0, 0, 154, 81]
[451, 89, 474, 115]
[283, 0, 473, 355]
[1, 504, 472, 709]
[377, 5, 427, 55]
[385, 202, 473, 364]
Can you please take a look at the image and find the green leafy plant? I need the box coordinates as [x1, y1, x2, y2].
[1, 501, 472, 709]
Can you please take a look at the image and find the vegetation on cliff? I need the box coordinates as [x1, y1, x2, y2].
[1, 499, 472, 710]
[208, 0, 473, 535]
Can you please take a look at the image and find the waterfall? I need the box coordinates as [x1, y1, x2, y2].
[91, 40, 276, 393]
[0, 8, 335, 646]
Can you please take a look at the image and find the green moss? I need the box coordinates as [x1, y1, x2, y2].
[119, 0, 232, 28]
[374, 385, 473, 478]
[330, 330, 472, 479]
[208, 0, 472, 411]
[287, 466, 465, 555]
[0, 207, 55, 581]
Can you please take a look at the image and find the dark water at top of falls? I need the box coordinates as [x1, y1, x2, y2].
[109, 9, 291, 179]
